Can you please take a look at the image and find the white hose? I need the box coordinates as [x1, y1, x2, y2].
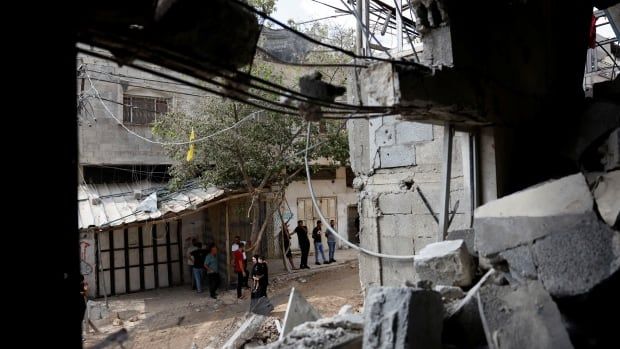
[303, 123, 417, 260]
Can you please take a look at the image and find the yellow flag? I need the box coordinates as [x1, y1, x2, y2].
[186, 128, 196, 162]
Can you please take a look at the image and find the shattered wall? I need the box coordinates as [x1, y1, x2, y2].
[348, 116, 472, 289]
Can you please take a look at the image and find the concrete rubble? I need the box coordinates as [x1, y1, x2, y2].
[222, 314, 267, 349]
[433, 285, 465, 303]
[279, 287, 321, 338]
[265, 312, 363, 349]
[592, 170, 619, 228]
[446, 228, 476, 257]
[478, 279, 574, 349]
[474, 173, 595, 256]
[414, 239, 475, 287]
[474, 172, 620, 297]
[246, 171, 619, 348]
[364, 287, 443, 349]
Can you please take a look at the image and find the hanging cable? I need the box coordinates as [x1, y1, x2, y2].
[79, 47, 300, 115]
[79, 44, 432, 117]
[256, 47, 368, 68]
[85, 72, 261, 146]
[80, 56, 406, 119]
[303, 122, 416, 260]
[337, 0, 394, 59]
[230, 0, 424, 67]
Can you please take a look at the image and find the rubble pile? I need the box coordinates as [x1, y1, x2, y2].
[245, 317, 280, 347]
[444, 171, 619, 348]
[269, 171, 618, 348]
[264, 313, 363, 349]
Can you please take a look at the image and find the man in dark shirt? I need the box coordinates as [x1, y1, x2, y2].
[312, 220, 327, 265]
[190, 242, 207, 293]
[290, 220, 310, 269]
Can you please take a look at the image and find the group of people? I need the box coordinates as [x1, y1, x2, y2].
[283, 219, 338, 269]
[231, 236, 269, 302]
[186, 239, 220, 299]
[186, 219, 338, 306]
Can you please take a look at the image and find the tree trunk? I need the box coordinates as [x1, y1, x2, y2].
[249, 195, 261, 249]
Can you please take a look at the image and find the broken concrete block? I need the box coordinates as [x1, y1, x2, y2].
[280, 287, 321, 339]
[478, 280, 574, 349]
[499, 245, 538, 282]
[433, 285, 465, 302]
[267, 313, 363, 349]
[530, 217, 620, 297]
[592, 170, 619, 228]
[363, 287, 443, 349]
[474, 173, 594, 256]
[446, 228, 476, 257]
[414, 239, 474, 287]
[223, 314, 267, 349]
[250, 296, 274, 316]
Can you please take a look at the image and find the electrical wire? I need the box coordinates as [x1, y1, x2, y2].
[303, 122, 416, 260]
[79, 54, 405, 120]
[256, 47, 368, 68]
[79, 42, 432, 117]
[230, 0, 426, 67]
[294, 12, 352, 25]
[79, 47, 299, 116]
[310, 0, 350, 14]
[338, 0, 394, 59]
[85, 71, 262, 146]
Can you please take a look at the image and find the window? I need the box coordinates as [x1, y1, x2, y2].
[123, 95, 169, 125]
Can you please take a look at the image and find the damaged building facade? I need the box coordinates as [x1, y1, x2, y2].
[271, 0, 620, 348]
[77, 50, 358, 297]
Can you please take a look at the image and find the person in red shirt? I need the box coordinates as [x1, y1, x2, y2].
[234, 243, 247, 299]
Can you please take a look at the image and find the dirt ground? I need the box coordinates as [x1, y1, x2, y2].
[84, 254, 363, 349]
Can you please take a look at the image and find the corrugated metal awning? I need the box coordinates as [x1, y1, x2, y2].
[78, 180, 224, 230]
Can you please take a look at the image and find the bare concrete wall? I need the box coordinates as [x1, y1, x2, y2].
[78, 53, 202, 166]
[348, 117, 472, 290]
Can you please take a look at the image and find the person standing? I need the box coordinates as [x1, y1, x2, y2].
[327, 219, 337, 263]
[204, 245, 220, 299]
[190, 242, 207, 293]
[312, 220, 327, 265]
[231, 236, 241, 252]
[186, 238, 198, 290]
[281, 224, 296, 269]
[233, 243, 246, 299]
[290, 220, 310, 269]
[251, 255, 268, 299]
[259, 256, 269, 292]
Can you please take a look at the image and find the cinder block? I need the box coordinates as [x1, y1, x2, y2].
[379, 144, 416, 168]
[414, 239, 474, 287]
[364, 287, 443, 349]
[396, 122, 433, 144]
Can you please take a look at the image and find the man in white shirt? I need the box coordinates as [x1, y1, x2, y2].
[186, 238, 198, 290]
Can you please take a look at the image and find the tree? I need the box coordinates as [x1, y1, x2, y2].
[153, 3, 353, 253]
[153, 60, 349, 252]
[248, 0, 276, 15]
